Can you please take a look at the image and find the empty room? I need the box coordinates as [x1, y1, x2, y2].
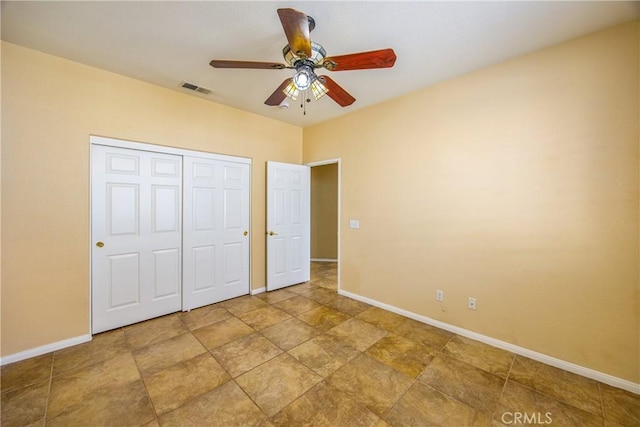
[1, 1, 639, 426]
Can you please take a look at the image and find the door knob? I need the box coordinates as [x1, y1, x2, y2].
[268, 231, 278, 236]
[243, 231, 248, 236]
[96, 241, 105, 248]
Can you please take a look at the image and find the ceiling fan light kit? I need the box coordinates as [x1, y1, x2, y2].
[209, 8, 397, 114]
[293, 64, 313, 90]
[310, 79, 329, 100]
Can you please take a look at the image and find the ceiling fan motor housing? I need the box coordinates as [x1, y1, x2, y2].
[283, 42, 326, 67]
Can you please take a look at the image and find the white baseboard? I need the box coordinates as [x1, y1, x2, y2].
[311, 258, 338, 262]
[339, 289, 640, 395]
[251, 287, 266, 295]
[0, 334, 92, 366]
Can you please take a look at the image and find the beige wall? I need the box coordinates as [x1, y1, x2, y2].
[311, 163, 338, 260]
[304, 21, 640, 382]
[1, 42, 302, 356]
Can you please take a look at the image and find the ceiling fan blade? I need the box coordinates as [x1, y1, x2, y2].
[277, 8, 312, 58]
[265, 78, 293, 106]
[319, 76, 355, 107]
[323, 48, 397, 71]
[210, 60, 287, 70]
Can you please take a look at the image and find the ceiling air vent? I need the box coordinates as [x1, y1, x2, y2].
[180, 81, 212, 95]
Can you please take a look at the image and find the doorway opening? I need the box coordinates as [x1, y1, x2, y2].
[307, 159, 340, 291]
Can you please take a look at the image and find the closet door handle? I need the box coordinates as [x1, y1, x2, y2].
[96, 241, 105, 248]
[268, 231, 278, 236]
[243, 231, 248, 236]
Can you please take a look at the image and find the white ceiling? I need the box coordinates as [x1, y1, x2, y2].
[2, 1, 639, 127]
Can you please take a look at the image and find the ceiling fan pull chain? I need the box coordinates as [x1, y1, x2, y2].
[302, 89, 306, 115]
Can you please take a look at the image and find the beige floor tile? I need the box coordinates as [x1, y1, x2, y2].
[324, 273, 338, 281]
[9, 417, 43, 427]
[192, 316, 255, 350]
[313, 269, 335, 280]
[46, 379, 155, 427]
[394, 317, 455, 350]
[53, 329, 128, 376]
[159, 380, 267, 426]
[600, 383, 640, 426]
[384, 381, 492, 427]
[494, 380, 603, 426]
[0, 379, 49, 427]
[1, 353, 52, 392]
[219, 295, 269, 316]
[238, 306, 292, 330]
[508, 356, 602, 416]
[311, 261, 336, 272]
[211, 333, 283, 377]
[327, 353, 413, 417]
[417, 352, 505, 413]
[256, 288, 297, 304]
[261, 317, 320, 350]
[311, 271, 335, 279]
[178, 305, 232, 330]
[236, 353, 322, 417]
[272, 381, 379, 427]
[289, 334, 361, 377]
[144, 353, 230, 415]
[133, 332, 207, 377]
[297, 306, 350, 331]
[274, 295, 321, 316]
[47, 352, 140, 418]
[286, 282, 316, 294]
[365, 333, 433, 378]
[312, 278, 338, 290]
[4, 263, 621, 427]
[326, 317, 388, 351]
[124, 314, 189, 350]
[443, 335, 515, 379]
[300, 287, 337, 305]
[356, 306, 408, 332]
[325, 296, 371, 316]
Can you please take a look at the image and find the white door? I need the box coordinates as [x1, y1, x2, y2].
[92, 145, 182, 333]
[183, 157, 250, 310]
[266, 161, 310, 291]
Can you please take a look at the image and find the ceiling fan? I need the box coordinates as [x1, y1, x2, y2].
[209, 8, 397, 109]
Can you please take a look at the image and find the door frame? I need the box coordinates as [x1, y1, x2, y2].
[89, 135, 252, 334]
[306, 158, 341, 292]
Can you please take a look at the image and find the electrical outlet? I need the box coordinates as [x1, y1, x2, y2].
[436, 289, 444, 302]
[468, 297, 477, 310]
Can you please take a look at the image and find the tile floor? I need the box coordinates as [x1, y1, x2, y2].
[2, 261, 639, 426]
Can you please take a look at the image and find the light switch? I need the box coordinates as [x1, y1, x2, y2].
[349, 219, 360, 229]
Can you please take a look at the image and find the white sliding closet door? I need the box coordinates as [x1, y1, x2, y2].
[91, 145, 182, 333]
[183, 156, 250, 310]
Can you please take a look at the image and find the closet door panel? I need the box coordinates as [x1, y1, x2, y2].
[92, 145, 182, 333]
[183, 156, 250, 310]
